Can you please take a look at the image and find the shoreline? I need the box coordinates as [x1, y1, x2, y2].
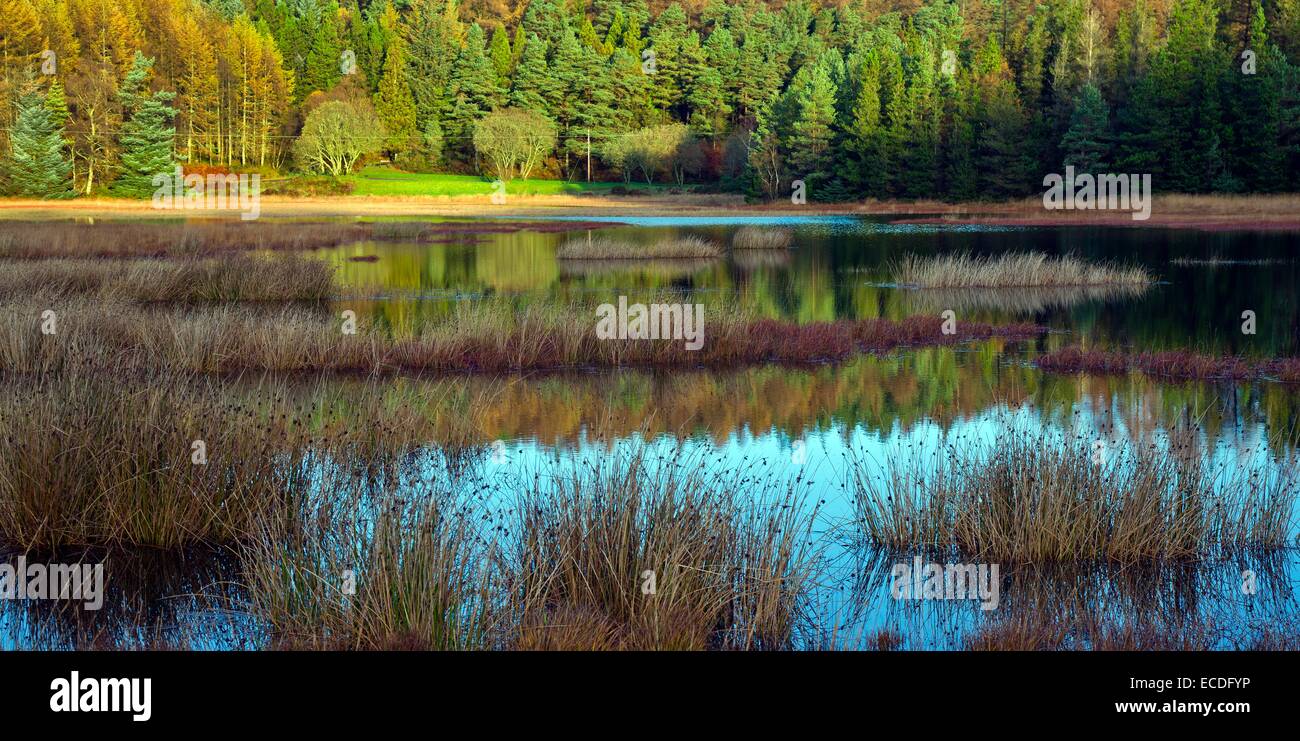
[3, 193, 1300, 231]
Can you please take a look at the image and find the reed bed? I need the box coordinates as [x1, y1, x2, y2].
[509, 447, 822, 650]
[557, 235, 722, 259]
[240, 465, 502, 650]
[238, 444, 824, 650]
[0, 296, 1045, 376]
[0, 255, 335, 304]
[894, 252, 1152, 288]
[849, 426, 1298, 563]
[0, 372, 482, 549]
[0, 221, 372, 258]
[1037, 347, 1300, 384]
[731, 227, 794, 250]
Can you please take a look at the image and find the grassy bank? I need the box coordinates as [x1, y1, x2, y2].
[0, 295, 1045, 376]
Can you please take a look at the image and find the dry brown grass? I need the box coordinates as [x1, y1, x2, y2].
[509, 447, 823, 650]
[731, 227, 794, 250]
[894, 252, 1152, 288]
[557, 235, 722, 259]
[0, 296, 1044, 377]
[850, 425, 1298, 563]
[0, 372, 480, 549]
[0, 255, 335, 303]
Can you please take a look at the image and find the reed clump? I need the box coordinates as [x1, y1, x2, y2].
[557, 235, 722, 259]
[509, 448, 822, 649]
[849, 426, 1298, 563]
[894, 252, 1152, 288]
[240, 465, 502, 650]
[0, 372, 479, 550]
[0, 255, 335, 304]
[731, 227, 794, 250]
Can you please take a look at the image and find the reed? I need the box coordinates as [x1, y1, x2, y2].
[509, 446, 822, 649]
[0, 255, 335, 304]
[557, 235, 723, 259]
[731, 227, 794, 250]
[894, 252, 1152, 288]
[240, 464, 502, 650]
[0, 296, 1045, 377]
[849, 425, 1298, 563]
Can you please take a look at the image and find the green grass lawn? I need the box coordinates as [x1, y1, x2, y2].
[343, 166, 663, 197]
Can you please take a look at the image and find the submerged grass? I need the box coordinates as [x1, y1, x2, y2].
[557, 235, 722, 259]
[1038, 346, 1300, 384]
[895, 252, 1152, 288]
[849, 425, 1298, 563]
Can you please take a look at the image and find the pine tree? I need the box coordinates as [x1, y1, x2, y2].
[376, 36, 419, 157]
[489, 24, 513, 84]
[1060, 83, 1111, 172]
[509, 34, 554, 116]
[443, 23, 504, 162]
[112, 52, 176, 198]
[2, 84, 73, 198]
[779, 62, 838, 189]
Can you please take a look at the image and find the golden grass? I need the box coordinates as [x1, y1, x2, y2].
[508, 446, 822, 650]
[0, 255, 335, 303]
[849, 425, 1298, 563]
[894, 252, 1152, 288]
[0, 372, 483, 549]
[731, 227, 794, 250]
[0, 295, 1043, 377]
[557, 235, 722, 259]
[241, 469, 502, 650]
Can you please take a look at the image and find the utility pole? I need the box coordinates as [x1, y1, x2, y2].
[586, 130, 591, 182]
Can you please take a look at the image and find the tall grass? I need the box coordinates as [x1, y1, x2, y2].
[894, 252, 1152, 288]
[240, 464, 502, 650]
[0, 296, 1043, 376]
[557, 235, 722, 259]
[510, 447, 823, 649]
[0, 372, 480, 549]
[0, 255, 335, 303]
[732, 227, 794, 250]
[849, 425, 1298, 562]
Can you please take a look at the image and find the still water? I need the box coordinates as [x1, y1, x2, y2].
[4, 216, 1296, 649]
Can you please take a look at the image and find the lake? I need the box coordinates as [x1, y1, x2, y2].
[4, 214, 1297, 650]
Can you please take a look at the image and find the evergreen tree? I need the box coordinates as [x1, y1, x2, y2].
[509, 34, 555, 116]
[489, 24, 514, 84]
[376, 36, 419, 157]
[113, 52, 176, 198]
[2, 84, 73, 198]
[779, 62, 838, 189]
[443, 23, 505, 162]
[1060, 83, 1111, 172]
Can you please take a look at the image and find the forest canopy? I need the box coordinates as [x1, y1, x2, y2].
[1, 0, 1298, 200]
